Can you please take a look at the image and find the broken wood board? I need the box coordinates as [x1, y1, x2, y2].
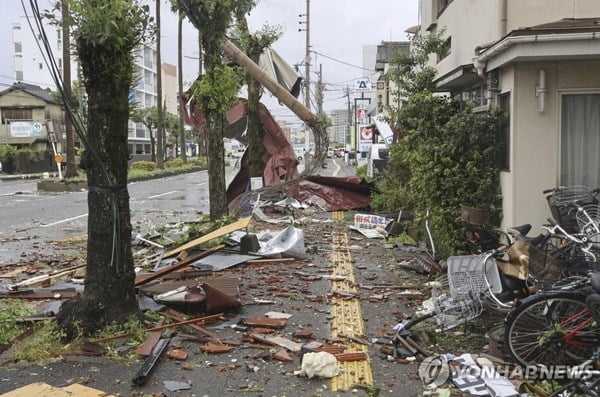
[135, 245, 224, 287]
[0, 382, 115, 397]
[251, 334, 303, 353]
[9, 265, 86, 290]
[164, 217, 251, 257]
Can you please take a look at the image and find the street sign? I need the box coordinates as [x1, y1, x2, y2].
[54, 154, 63, 163]
[353, 78, 372, 93]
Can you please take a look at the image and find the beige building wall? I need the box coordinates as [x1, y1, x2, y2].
[501, 59, 600, 230]
[434, 1, 501, 77]
[506, 0, 600, 31]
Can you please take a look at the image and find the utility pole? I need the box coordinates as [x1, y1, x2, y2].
[299, 0, 310, 153]
[61, 0, 77, 178]
[316, 63, 323, 117]
[345, 85, 351, 152]
[177, 7, 186, 163]
[156, 0, 164, 168]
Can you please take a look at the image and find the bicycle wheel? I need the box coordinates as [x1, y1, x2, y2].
[505, 291, 598, 367]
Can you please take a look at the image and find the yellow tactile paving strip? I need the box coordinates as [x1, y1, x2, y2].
[330, 211, 373, 392]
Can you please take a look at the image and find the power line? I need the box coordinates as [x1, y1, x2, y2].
[311, 50, 375, 72]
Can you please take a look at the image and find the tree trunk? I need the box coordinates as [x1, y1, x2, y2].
[150, 132, 156, 163]
[247, 78, 263, 178]
[62, 0, 77, 178]
[57, 39, 138, 340]
[207, 116, 227, 218]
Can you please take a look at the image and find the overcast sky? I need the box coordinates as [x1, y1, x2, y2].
[0, 1, 418, 122]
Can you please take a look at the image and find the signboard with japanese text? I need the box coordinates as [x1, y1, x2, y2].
[9, 120, 44, 138]
[354, 213, 390, 229]
[358, 125, 374, 152]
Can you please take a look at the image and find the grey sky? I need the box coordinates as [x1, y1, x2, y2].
[0, 1, 418, 116]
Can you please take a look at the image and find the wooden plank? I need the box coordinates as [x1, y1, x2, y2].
[246, 258, 295, 265]
[134, 319, 164, 356]
[135, 245, 224, 287]
[164, 217, 251, 257]
[90, 313, 223, 343]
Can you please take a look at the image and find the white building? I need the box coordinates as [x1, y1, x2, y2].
[11, 15, 158, 160]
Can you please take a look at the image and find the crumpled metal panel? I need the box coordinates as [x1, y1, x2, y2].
[285, 176, 373, 212]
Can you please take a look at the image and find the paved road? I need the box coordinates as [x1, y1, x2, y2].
[0, 158, 356, 266]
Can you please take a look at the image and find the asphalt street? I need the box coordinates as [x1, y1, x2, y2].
[0, 158, 428, 396]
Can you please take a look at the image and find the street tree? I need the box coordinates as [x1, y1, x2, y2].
[131, 106, 159, 162]
[55, 0, 153, 338]
[233, 16, 280, 178]
[177, 0, 256, 220]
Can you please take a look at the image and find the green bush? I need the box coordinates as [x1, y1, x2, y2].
[373, 94, 504, 257]
[0, 144, 18, 171]
[165, 158, 184, 168]
[191, 156, 207, 167]
[130, 161, 157, 172]
[356, 164, 367, 179]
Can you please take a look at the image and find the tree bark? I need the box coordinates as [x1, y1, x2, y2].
[57, 36, 138, 340]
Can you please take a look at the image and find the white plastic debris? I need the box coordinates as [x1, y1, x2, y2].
[294, 352, 341, 379]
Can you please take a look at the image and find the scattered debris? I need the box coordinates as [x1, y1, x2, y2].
[294, 351, 341, 378]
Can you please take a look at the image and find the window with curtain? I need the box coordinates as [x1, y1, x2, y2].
[561, 93, 600, 187]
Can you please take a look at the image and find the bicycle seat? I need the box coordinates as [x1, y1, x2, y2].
[506, 224, 532, 237]
[591, 272, 600, 293]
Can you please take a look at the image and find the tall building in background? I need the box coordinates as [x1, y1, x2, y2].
[328, 108, 349, 146]
[11, 14, 159, 160]
[12, 16, 79, 88]
[128, 43, 158, 158]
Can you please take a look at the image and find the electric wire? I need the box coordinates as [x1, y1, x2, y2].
[21, 0, 122, 272]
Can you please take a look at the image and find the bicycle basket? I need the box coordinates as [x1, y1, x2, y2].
[446, 254, 503, 298]
[527, 243, 565, 288]
[546, 186, 598, 232]
[576, 203, 600, 236]
[431, 275, 483, 330]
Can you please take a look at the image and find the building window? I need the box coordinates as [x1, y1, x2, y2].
[560, 93, 600, 187]
[15, 71, 23, 81]
[144, 144, 151, 154]
[437, 0, 453, 15]
[498, 92, 510, 171]
[38, 63, 43, 70]
[14, 42, 22, 53]
[135, 144, 144, 154]
[1, 108, 33, 123]
[437, 37, 451, 63]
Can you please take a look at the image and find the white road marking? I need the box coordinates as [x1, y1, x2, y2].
[148, 190, 178, 199]
[41, 213, 88, 228]
[332, 159, 342, 176]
